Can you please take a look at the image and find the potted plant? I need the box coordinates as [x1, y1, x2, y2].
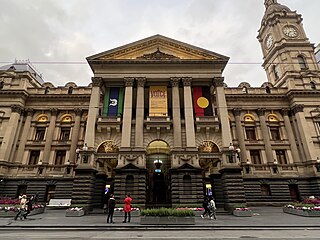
[231, 204, 253, 217]
[140, 208, 195, 225]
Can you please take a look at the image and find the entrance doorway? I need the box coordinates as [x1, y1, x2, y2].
[289, 184, 300, 201]
[146, 140, 171, 207]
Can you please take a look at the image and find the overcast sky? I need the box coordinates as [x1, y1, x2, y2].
[0, 0, 319, 87]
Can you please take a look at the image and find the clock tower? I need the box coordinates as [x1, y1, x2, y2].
[257, 0, 320, 89]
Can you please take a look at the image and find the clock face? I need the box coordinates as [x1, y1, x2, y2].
[283, 26, 298, 38]
[266, 34, 273, 49]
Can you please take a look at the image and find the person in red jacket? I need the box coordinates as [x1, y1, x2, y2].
[122, 194, 132, 223]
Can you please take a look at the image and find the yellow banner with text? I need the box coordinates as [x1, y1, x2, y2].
[149, 86, 168, 116]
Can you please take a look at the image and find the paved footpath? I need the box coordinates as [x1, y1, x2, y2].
[1, 207, 320, 239]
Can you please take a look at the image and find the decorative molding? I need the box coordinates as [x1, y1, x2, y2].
[25, 108, 34, 117]
[233, 108, 242, 116]
[18, 180, 29, 185]
[213, 77, 224, 87]
[11, 105, 23, 114]
[74, 108, 82, 116]
[50, 108, 58, 116]
[257, 108, 266, 116]
[136, 48, 180, 60]
[46, 180, 57, 186]
[281, 108, 290, 116]
[287, 179, 298, 184]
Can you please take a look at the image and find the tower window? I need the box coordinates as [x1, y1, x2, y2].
[310, 81, 316, 90]
[67, 87, 73, 94]
[44, 87, 50, 94]
[266, 86, 271, 94]
[297, 55, 308, 70]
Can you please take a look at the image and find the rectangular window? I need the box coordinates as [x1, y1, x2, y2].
[55, 150, 66, 165]
[276, 150, 287, 164]
[250, 150, 262, 164]
[35, 127, 46, 141]
[261, 184, 271, 196]
[270, 127, 281, 140]
[29, 150, 40, 165]
[59, 128, 70, 141]
[245, 127, 257, 141]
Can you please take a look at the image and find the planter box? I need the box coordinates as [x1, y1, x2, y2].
[65, 210, 85, 217]
[283, 207, 320, 217]
[233, 210, 253, 217]
[114, 211, 140, 217]
[0, 211, 17, 218]
[140, 216, 195, 225]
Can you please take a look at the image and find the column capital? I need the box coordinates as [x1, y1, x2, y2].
[11, 105, 23, 114]
[292, 104, 304, 114]
[124, 77, 134, 87]
[257, 108, 266, 117]
[233, 108, 242, 116]
[50, 108, 58, 116]
[182, 77, 192, 86]
[281, 108, 291, 116]
[213, 77, 225, 87]
[170, 77, 180, 87]
[91, 77, 103, 87]
[136, 77, 146, 87]
[25, 108, 34, 116]
[74, 108, 82, 116]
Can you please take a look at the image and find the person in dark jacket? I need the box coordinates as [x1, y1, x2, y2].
[200, 196, 210, 219]
[106, 194, 116, 223]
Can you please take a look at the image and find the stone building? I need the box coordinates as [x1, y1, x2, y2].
[0, 0, 320, 209]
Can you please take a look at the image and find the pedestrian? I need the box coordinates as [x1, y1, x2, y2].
[208, 196, 217, 220]
[14, 194, 27, 220]
[201, 196, 210, 219]
[24, 195, 34, 218]
[122, 194, 132, 223]
[103, 191, 111, 213]
[106, 194, 116, 224]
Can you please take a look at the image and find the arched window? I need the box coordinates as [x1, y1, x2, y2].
[44, 87, 50, 94]
[310, 81, 316, 90]
[273, 65, 279, 80]
[183, 175, 192, 195]
[298, 55, 308, 69]
[125, 175, 134, 195]
[266, 86, 271, 94]
[67, 86, 73, 94]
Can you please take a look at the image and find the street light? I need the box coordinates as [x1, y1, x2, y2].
[228, 143, 241, 163]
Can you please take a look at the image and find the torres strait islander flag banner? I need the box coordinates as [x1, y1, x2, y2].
[149, 86, 168, 116]
[103, 87, 124, 116]
[193, 86, 213, 116]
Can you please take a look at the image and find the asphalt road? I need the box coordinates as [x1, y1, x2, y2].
[1, 229, 320, 240]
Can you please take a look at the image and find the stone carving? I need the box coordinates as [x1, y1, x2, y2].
[136, 77, 146, 87]
[124, 77, 134, 87]
[91, 77, 102, 87]
[198, 141, 219, 153]
[213, 77, 224, 87]
[101, 140, 119, 153]
[292, 104, 304, 114]
[182, 77, 192, 86]
[136, 48, 180, 60]
[170, 78, 180, 87]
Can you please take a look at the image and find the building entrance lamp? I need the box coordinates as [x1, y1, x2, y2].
[154, 159, 163, 172]
[228, 143, 241, 163]
[75, 143, 89, 164]
[316, 158, 320, 172]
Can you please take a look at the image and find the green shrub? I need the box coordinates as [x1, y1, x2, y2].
[140, 208, 194, 217]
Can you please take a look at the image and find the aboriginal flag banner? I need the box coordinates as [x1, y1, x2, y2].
[103, 87, 124, 116]
[193, 86, 213, 116]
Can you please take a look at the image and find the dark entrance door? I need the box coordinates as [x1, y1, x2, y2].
[153, 172, 166, 204]
[289, 184, 300, 201]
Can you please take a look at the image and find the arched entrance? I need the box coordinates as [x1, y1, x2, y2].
[146, 140, 171, 207]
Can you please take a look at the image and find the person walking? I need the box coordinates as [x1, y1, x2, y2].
[122, 194, 132, 223]
[24, 195, 34, 219]
[14, 194, 27, 220]
[106, 194, 116, 224]
[200, 196, 210, 219]
[208, 196, 217, 220]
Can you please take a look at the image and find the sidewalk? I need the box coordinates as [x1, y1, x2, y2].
[1, 207, 320, 229]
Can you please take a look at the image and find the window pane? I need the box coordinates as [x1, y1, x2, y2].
[250, 150, 262, 164]
[270, 127, 281, 140]
[276, 150, 287, 164]
[60, 128, 70, 141]
[245, 127, 256, 140]
[35, 127, 46, 141]
[55, 150, 66, 165]
[29, 150, 40, 165]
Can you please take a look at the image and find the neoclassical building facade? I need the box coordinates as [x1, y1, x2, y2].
[0, 0, 320, 209]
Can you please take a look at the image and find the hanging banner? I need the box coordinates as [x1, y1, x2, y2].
[103, 87, 124, 116]
[193, 86, 213, 116]
[149, 86, 168, 116]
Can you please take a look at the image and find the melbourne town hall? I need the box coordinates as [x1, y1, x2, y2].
[1, 0, 320, 210]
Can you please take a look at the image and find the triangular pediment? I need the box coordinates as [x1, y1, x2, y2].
[87, 34, 229, 62]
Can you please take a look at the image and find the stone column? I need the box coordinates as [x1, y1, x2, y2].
[0, 105, 23, 161]
[233, 108, 247, 163]
[213, 78, 232, 148]
[121, 77, 134, 150]
[15, 108, 34, 164]
[182, 77, 196, 149]
[69, 108, 82, 164]
[43, 108, 58, 164]
[171, 77, 182, 149]
[257, 108, 273, 164]
[85, 77, 102, 149]
[292, 104, 317, 160]
[134, 77, 146, 150]
[281, 108, 300, 163]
